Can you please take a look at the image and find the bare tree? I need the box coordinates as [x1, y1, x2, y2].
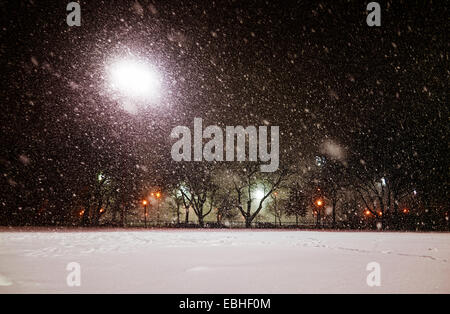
[231, 164, 289, 227]
[213, 190, 238, 225]
[178, 165, 217, 227]
[315, 161, 347, 228]
[266, 192, 285, 226]
[285, 183, 308, 226]
[168, 189, 183, 224]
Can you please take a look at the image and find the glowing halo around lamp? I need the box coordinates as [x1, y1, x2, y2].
[106, 56, 162, 113]
[254, 189, 265, 201]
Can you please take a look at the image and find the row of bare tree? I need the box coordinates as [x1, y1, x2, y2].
[73, 151, 445, 230]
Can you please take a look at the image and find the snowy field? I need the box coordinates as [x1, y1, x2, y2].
[0, 228, 449, 294]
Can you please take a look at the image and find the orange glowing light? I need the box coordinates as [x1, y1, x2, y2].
[365, 210, 371, 216]
[402, 208, 409, 214]
[155, 192, 161, 198]
[315, 199, 323, 207]
[142, 200, 148, 206]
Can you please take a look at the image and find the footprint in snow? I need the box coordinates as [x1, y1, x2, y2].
[186, 266, 212, 272]
[0, 274, 13, 286]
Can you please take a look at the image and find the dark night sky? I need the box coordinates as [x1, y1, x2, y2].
[0, 1, 448, 222]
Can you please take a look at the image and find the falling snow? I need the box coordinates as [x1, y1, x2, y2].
[0, 1, 448, 294]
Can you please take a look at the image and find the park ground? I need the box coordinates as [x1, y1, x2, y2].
[0, 228, 449, 293]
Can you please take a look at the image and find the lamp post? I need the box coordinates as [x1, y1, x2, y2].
[273, 191, 278, 226]
[151, 191, 162, 226]
[105, 55, 164, 226]
[315, 198, 324, 227]
[155, 191, 161, 225]
[142, 200, 148, 228]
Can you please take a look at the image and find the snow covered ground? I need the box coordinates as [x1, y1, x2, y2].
[0, 228, 449, 293]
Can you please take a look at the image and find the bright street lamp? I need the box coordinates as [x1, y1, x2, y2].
[106, 55, 162, 113]
[109, 58, 160, 98]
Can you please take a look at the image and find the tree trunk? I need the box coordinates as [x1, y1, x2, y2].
[81, 195, 91, 226]
[332, 199, 336, 229]
[120, 203, 126, 227]
[81, 209, 90, 226]
[198, 215, 204, 227]
[92, 200, 102, 226]
[111, 203, 118, 224]
[216, 211, 221, 224]
[176, 205, 180, 224]
[245, 216, 252, 228]
[185, 206, 189, 223]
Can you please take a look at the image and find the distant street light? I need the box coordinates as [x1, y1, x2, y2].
[142, 199, 148, 228]
[255, 189, 265, 201]
[151, 191, 162, 225]
[315, 198, 324, 227]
